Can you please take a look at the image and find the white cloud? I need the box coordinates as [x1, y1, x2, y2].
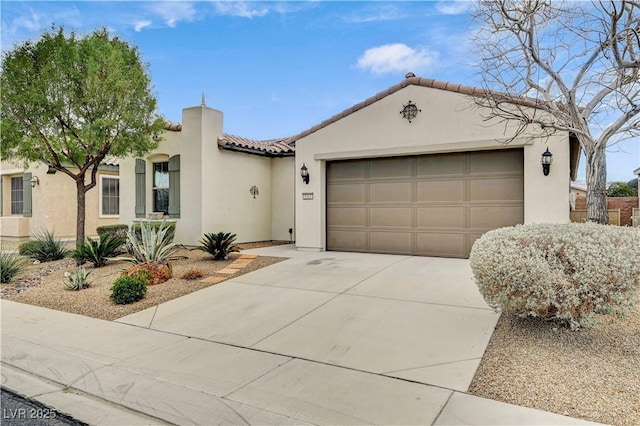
[149, 1, 196, 27]
[435, 1, 474, 15]
[211, 1, 269, 18]
[342, 5, 407, 24]
[356, 43, 439, 76]
[134, 20, 152, 32]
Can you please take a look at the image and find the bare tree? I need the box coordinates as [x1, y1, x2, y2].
[472, 0, 639, 224]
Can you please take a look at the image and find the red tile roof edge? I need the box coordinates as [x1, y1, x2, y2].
[217, 134, 295, 157]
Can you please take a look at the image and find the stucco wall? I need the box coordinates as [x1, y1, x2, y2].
[1, 161, 119, 241]
[294, 84, 571, 251]
[120, 104, 285, 246]
[271, 156, 295, 241]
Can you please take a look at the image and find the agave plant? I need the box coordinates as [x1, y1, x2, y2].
[73, 233, 125, 267]
[65, 267, 92, 291]
[199, 232, 238, 260]
[114, 220, 184, 264]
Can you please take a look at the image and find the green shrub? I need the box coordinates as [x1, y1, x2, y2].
[23, 230, 69, 263]
[113, 220, 183, 264]
[198, 232, 238, 260]
[0, 252, 27, 283]
[65, 267, 92, 291]
[606, 181, 638, 197]
[470, 223, 640, 330]
[110, 273, 148, 304]
[73, 233, 124, 267]
[96, 224, 129, 239]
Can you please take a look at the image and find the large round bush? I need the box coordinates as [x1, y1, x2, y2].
[470, 223, 640, 329]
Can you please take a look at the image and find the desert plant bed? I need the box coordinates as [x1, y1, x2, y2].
[469, 293, 640, 426]
[1, 248, 285, 321]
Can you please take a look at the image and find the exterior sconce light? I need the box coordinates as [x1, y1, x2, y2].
[300, 163, 310, 184]
[30, 176, 39, 188]
[541, 148, 553, 176]
[250, 185, 259, 199]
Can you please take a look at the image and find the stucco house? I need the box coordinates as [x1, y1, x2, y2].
[120, 75, 579, 258]
[0, 159, 120, 246]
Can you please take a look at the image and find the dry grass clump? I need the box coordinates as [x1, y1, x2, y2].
[2, 248, 285, 321]
[181, 269, 205, 280]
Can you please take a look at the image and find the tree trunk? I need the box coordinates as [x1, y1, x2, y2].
[585, 144, 608, 224]
[76, 178, 86, 249]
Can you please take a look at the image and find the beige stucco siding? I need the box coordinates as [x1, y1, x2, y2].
[120, 104, 292, 246]
[294, 84, 571, 252]
[1, 161, 119, 241]
[271, 156, 295, 241]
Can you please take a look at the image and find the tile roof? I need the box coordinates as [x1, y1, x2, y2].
[164, 122, 183, 131]
[218, 134, 295, 157]
[102, 156, 119, 166]
[287, 75, 488, 144]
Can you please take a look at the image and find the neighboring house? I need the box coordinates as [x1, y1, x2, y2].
[120, 75, 579, 258]
[0, 159, 120, 246]
[569, 183, 587, 211]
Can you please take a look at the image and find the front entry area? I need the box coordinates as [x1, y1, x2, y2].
[326, 149, 524, 258]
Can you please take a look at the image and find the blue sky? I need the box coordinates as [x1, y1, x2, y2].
[1, 1, 638, 183]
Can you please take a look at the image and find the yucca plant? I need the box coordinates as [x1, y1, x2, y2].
[64, 267, 92, 290]
[113, 220, 184, 264]
[199, 232, 238, 260]
[73, 233, 125, 267]
[0, 252, 27, 283]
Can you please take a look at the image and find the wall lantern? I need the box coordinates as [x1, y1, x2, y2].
[300, 163, 310, 184]
[250, 185, 259, 199]
[541, 148, 553, 176]
[30, 176, 39, 188]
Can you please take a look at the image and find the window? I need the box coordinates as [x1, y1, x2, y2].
[100, 176, 119, 216]
[153, 161, 169, 214]
[11, 177, 23, 215]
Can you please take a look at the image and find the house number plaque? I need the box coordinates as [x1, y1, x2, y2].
[302, 193, 314, 200]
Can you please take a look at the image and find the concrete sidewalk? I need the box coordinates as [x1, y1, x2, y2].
[1, 246, 598, 425]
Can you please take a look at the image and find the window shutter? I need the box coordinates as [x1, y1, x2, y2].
[168, 155, 180, 218]
[22, 173, 32, 217]
[135, 159, 146, 218]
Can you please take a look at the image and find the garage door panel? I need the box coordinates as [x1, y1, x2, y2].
[416, 180, 464, 202]
[327, 183, 366, 203]
[469, 150, 523, 174]
[469, 177, 524, 201]
[369, 157, 412, 178]
[417, 153, 465, 176]
[469, 206, 523, 229]
[370, 231, 412, 253]
[370, 182, 412, 203]
[416, 233, 466, 257]
[417, 207, 464, 228]
[327, 160, 366, 180]
[327, 207, 367, 227]
[327, 230, 366, 252]
[370, 207, 412, 227]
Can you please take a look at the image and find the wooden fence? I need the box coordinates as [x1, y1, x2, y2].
[570, 209, 620, 225]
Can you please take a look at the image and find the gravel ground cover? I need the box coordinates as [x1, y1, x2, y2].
[1, 243, 287, 321]
[469, 293, 640, 426]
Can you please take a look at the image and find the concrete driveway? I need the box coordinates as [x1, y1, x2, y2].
[1, 245, 595, 425]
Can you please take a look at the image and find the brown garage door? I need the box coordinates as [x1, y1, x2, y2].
[326, 149, 524, 258]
